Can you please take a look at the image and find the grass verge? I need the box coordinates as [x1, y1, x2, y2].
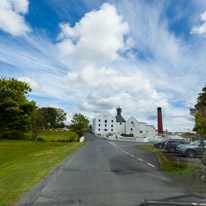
[29, 130, 79, 142]
[136, 145, 206, 194]
[0, 140, 85, 206]
[135, 145, 159, 153]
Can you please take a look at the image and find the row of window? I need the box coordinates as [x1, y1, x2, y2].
[99, 119, 114, 123]
[97, 128, 147, 133]
[98, 128, 113, 131]
[98, 124, 113, 127]
[98, 120, 136, 125]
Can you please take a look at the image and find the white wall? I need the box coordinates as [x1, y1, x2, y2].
[126, 116, 139, 136]
[92, 118, 96, 134]
[93, 111, 156, 137]
[138, 122, 147, 137]
[147, 125, 156, 138]
[92, 112, 116, 135]
[115, 122, 126, 134]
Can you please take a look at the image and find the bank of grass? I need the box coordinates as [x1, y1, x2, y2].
[29, 130, 79, 142]
[135, 145, 159, 153]
[0, 140, 85, 206]
[136, 145, 206, 193]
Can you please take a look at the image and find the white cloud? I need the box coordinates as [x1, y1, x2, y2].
[59, 1, 199, 131]
[18, 77, 40, 91]
[57, 3, 129, 65]
[0, 0, 30, 36]
[191, 11, 206, 36]
[63, 65, 169, 119]
[1, 1, 203, 132]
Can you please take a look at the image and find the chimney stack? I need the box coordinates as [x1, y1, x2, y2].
[157, 107, 163, 135]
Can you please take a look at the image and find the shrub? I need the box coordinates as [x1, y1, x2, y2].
[121, 133, 134, 137]
[0, 130, 27, 140]
[37, 137, 45, 141]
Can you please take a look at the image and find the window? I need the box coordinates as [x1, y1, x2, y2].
[111, 120, 113, 122]
[105, 124, 107, 127]
[131, 128, 133, 131]
[111, 125, 113, 127]
[104, 129, 107, 131]
[120, 123, 122, 125]
[99, 119, 101, 122]
[131, 121, 133, 124]
[140, 130, 142, 133]
[98, 128, 100, 131]
[111, 129, 113, 131]
[105, 120, 107, 123]
[99, 124, 100, 126]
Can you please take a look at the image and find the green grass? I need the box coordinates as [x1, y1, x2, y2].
[158, 152, 206, 193]
[29, 130, 79, 142]
[136, 145, 206, 193]
[0, 140, 85, 206]
[136, 145, 159, 153]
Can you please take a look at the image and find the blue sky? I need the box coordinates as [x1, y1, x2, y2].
[1, 0, 206, 132]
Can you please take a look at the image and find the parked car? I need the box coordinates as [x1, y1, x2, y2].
[176, 140, 206, 158]
[164, 139, 190, 153]
[154, 139, 169, 149]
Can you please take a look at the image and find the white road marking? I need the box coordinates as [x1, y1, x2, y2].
[106, 140, 156, 169]
[147, 163, 155, 168]
[107, 141, 117, 147]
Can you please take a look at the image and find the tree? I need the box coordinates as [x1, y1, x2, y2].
[37, 107, 66, 129]
[0, 77, 36, 139]
[69, 113, 89, 137]
[31, 108, 45, 140]
[194, 85, 206, 181]
[40, 107, 58, 129]
[56, 108, 67, 128]
[194, 85, 206, 135]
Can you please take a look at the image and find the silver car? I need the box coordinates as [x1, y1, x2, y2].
[176, 140, 206, 158]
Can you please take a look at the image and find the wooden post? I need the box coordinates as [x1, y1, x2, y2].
[191, 168, 194, 179]
[177, 158, 179, 168]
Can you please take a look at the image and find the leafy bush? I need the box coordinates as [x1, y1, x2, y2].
[0, 130, 27, 140]
[37, 137, 45, 141]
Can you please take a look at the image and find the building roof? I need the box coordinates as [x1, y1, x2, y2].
[115, 107, 126, 122]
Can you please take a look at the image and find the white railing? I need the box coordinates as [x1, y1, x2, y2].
[79, 136, 85, 142]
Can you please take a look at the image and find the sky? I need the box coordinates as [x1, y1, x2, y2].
[0, 0, 206, 132]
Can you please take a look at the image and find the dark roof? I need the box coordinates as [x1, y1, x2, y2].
[115, 107, 126, 122]
[116, 114, 126, 122]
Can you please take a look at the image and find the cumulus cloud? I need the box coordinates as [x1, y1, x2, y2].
[57, 3, 129, 65]
[63, 65, 169, 118]
[191, 11, 206, 36]
[18, 77, 40, 91]
[0, 0, 30, 36]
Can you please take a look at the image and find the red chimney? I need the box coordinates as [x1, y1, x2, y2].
[157, 107, 163, 135]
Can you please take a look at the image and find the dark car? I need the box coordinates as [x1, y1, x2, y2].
[164, 139, 190, 153]
[154, 139, 170, 149]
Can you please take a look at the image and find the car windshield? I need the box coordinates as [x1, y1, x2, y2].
[1, 1, 206, 206]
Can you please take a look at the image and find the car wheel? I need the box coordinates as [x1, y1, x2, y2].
[169, 148, 175, 153]
[186, 150, 196, 158]
[158, 144, 163, 149]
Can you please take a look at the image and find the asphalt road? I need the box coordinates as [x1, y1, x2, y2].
[18, 133, 192, 206]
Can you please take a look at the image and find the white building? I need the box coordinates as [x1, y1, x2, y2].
[92, 107, 156, 138]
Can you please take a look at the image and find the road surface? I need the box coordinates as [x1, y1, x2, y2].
[18, 133, 192, 206]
